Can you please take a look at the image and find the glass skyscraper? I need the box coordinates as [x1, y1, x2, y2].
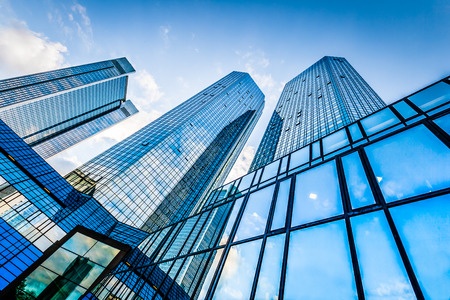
[66, 71, 264, 231]
[0, 58, 138, 159]
[250, 56, 386, 171]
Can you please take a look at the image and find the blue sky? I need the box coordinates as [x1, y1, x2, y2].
[0, 0, 449, 179]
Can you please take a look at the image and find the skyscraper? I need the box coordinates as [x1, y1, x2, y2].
[66, 71, 264, 231]
[250, 56, 385, 170]
[0, 58, 138, 159]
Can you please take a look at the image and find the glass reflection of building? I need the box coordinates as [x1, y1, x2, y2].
[250, 56, 386, 171]
[95, 74, 449, 300]
[66, 71, 265, 231]
[0, 58, 138, 159]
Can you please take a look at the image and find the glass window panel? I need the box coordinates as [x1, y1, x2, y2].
[198, 249, 223, 300]
[85, 241, 120, 267]
[360, 108, 400, 136]
[234, 184, 275, 242]
[312, 141, 321, 159]
[408, 81, 450, 111]
[351, 211, 415, 299]
[219, 197, 244, 245]
[19, 266, 59, 297]
[41, 248, 78, 276]
[393, 101, 418, 119]
[365, 125, 450, 202]
[78, 263, 104, 288]
[284, 221, 356, 299]
[280, 156, 288, 174]
[433, 113, 450, 135]
[271, 178, 291, 230]
[260, 160, 280, 182]
[289, 146, 309, 170]
[341, 152, 376, 209]
[213, 239, 262, 300]
[348, 123, 363, 141]
[254, 234, 285, 300]
[62, 233, 97, 256]
[292, 161, 343, 226]
[238, 172, 254, 191]
[390, 194, 450, 299]
[322, 129, 349, 154]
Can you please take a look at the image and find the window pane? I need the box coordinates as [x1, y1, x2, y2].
[360, 108, 400, 136]
[234, 184, 275, 242]
[323, 129, 349, 154]
[213, 239, 262, 300]
[284, 221, 356, 299]
[289, 146, 309, 170]
[364, 125, 450, 202]
[219, 197, 244, 245]
[348, 123, 363, 141]
[292, 161, 343, 226]
[238, 172, 254, 191]
[390, 194, 450, 299]
[271, 179, 291, 230]
[198, 249, 223, 300]
[254, 234, 285, 299]
[62, 233, 97, 256]
[393, 101, 417, 119]
[41, 248, 77, 276]
[312, 141, 321, 158]
[261, 160, 280, 182]
[341, 152, 375, 209]
[351, 211, 415, 299]
[433, 113, 450, 135]
[408, 81, 450, 111]
[85, 241, 120, 267]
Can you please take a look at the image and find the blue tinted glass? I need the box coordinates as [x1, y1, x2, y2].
[390, 194, 450, 299]
[393, 101, 417, 119]
[198, 249, 223, 299]
[365, 125, 450, 202]
[292, 161, 343, 226]
[341, 152, 376, 209]
[408, 82, 450, 111]
[213, 239, 262, 300]
[238, 172, 254, 191]
[234, 184, 275, 241]
[360, 108, 400, 136]
[254, 234, 285, 299]
[312, 141, 321, 159]
[271, 178, 291, 230]
[285, 221, 356, 299]
[219, 197, 244, 245]
[322, 129, 349, 154]
[261, 160, 280, 182]
[348, 123, 363, 141]
[351, 211, 414, 299]
[289, 146, 309, 170]
[433, 113, 450, 135]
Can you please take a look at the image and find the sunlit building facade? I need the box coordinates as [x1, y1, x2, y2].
[250, 56, 386, 171]
[66, 71, 264, 232]
[0, 58, 138, 159]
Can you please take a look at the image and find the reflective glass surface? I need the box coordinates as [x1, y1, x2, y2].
[271, 179, 291, 230]
[312, 141, 321, 159]
[260, 160, 280, 182]
[360, 108, 399, 136]
[285, 221, 356, 299]
[254, 234, 285, 300]
[198, 249, 223, 300]
[213, 239, 262, 300]
[341, 152, 376, 209]
[408, 82, 450, 111]
[292, 161, 343, 226]
[348, 123, 363, 141]
[234, 184, 275, 241]
[289, 146, 309, 170]
[219, 197, 244, 245]
[393, 101, 417, 119]
[433, 113, 450, 135]
[365, 125, 450, 202]
[238, 172, 254, 191]
[390, 194, 450, 299]
[351, 211, 414, 299]
[322, 129, 349, 154]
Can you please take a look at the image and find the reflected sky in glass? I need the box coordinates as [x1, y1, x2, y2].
[254, 234, 285, 300]
[351, 211, 415, 299]
[41, 248, 77, 276]
[292, 161, 343, 226]
[22, 266, 58, 296]
[433, 113, 450, 135]
[393, 101, 417, 119]
[238, 172, 254, 191]
[198, 249, 223, 300]
[219, 197, 244, 245]
[62, 233, 97, 256]
[390, 194, 450, 299]
[408, 81, 450, 111]
[271, 179, 291, 230]
[322, 129, 349, 154]
[234, 184, 275, 242]
[214, 239, 262, 300]
[289, 146, 309, 170]
[360, 108, 399, 136]
[365, 125, 450, 202]
[348, 123, 363, 141]
[341, 152, 375, 209]
[260, 160, 279, 182]
[85, 241, 120, 267]
[284, 220, 356, 299]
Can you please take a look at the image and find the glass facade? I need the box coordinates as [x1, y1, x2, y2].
[66, 71, 265, 231]
[250, 56, 386, 171]
[0, 58, 137, 159]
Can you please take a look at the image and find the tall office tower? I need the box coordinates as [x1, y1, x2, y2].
[0, 57, 138, 159]
[250, 56, 385, 170]
[66, 71, 265, 231]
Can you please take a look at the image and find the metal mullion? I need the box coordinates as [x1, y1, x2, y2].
[249, 234, 267, 300]
[423, 118, 450, 148]
[190, 248, 223, 299]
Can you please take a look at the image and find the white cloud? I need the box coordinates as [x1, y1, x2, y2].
[159, 25, 171, 47]
[70, 3, 94, 51]
[225, 146, 255, 183]
[0, 21, 67, 77]
[128, 69, 164, 110]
